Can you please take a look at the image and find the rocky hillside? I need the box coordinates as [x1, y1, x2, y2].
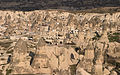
[0, 0, 120, 11]
[0, 10, 119, 75]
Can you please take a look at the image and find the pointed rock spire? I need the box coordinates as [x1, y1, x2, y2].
[37, 37, 46, 48]
[14, 38, 27, 53]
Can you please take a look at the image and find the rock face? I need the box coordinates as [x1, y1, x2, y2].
[11, 39, 34, 74]
[0, 10, 119, 75]
[11, 39, 79, 74]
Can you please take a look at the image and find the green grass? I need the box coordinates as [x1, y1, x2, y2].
[108, 32, 120, 43]
[113, 33, 120, 36]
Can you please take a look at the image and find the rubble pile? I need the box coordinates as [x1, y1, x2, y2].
[0, 10, 119, 75]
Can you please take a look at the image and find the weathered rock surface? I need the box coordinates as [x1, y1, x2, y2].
[0, 10, 119, 75]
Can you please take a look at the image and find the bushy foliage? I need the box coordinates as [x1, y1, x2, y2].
[108, 32, 120, 43]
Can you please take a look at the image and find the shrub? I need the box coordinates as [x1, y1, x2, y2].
[6, 69, 12, 75]
[108, 32, 120, 43]
[70, 64, 77, 75]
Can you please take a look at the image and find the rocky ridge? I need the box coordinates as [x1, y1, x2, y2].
[0, 0, 120, 11]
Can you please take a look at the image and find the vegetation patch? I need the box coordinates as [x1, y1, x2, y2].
[6, 69, 12, 75]
[70, 64, 77, 75]
[6, 50, 13, 54]
[108, 32, 120, 43]
[0, 41, 12, 48]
